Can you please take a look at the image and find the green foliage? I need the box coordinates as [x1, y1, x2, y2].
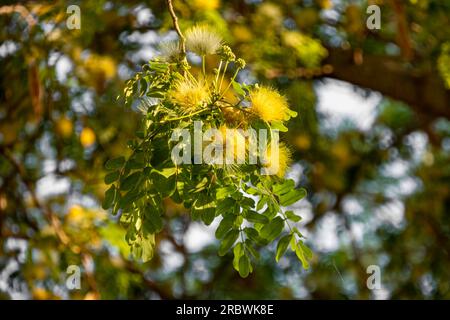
[438, 42, 450, 88]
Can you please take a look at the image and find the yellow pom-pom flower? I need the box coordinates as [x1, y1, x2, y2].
[66, 205, 84, 224]
[186, 25, 222, 56]
[159, 41, 181, 62]
[219, 125, 247, 164]
[170, 78, 210, 113]
[249, 86, 289, 122]
[263, 143, 292, 178]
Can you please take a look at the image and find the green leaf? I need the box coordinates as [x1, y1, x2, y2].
[286, 108, 298, 118]
[192, 194, 216, 224]
[232, 242, 244, 271]
[126, 155, 146, 170]
[104, 171, 119, 184]
[290, 233, 297, 251]
[260, 216, 284, 242]
[218, 229, 239, 256]
[143, 204, 163, 233]
[140, 234, 155, 262]
[149, 61, 168, 72]
[262, 204, 278, 220]
[244, 186, 259, 195]
[119, 211, 132, 226]
[256, 196, 268, 211]
[238, 255, 251, 278]
[159, 167, 177, 178]
[244, 240, 260, 259]
[285, 210, 302, 222]
[270, 120, 288, 132]
[279, 188, 307, 206]
[299, 241, 313, 260]
[151, 168, 176, 197]
[241, 197, 255, 209]
[105, 157, 125, 170]
[147, 90, 165, 99]
[139, 78, 148, 97]
[119, 189, 143, 210]
[276, 234, 292, 262]
[245, 210, 269, 224]
[215, 215, 235, 239]
[200, 207, 216, 225]
[243, 227, 260, 243]
[120, 171, 142, 191]
[102, 185, 116, 210]
[216, 186, 235, 199]
[216, 198, 236, 216]
[132, 231, 155, 262]
[273, 179, 295, 195]
[232, 80, 245, 96]
[292, 226, 304, 238]
[231, 191, 243, 201]
[295, 242, 310, 269]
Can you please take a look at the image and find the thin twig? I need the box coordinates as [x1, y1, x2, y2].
[166, 0, 186, 57]
[1, 147, 70, 245]
[0, 5, 37, 27]
[1, 147, 103, 296]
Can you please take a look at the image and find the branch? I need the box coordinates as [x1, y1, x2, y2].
[1, 147, 70, 245]
[389, 0, 413, 61]
[265, 47, 450, 121]
[0, 5, 37, 27]
[166, 0, 186, 57]
[322, 47, 450, 121]
[124, 260, 174, 299]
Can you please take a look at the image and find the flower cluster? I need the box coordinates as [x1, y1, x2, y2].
[158, 25, 297, 176]
[110, 24, 310, 277]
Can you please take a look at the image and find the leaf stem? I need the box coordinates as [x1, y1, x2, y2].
[164, 108, 209, 122]
[215, 60, 223, 92]
[202, 55, 206, 76]
[219, 61, 229, 92]
[219, 68, 240, 99]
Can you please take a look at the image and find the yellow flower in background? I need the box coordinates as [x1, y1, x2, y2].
[84, 54, 116, 80]
[55, 116, 73, 138]
[191, 0, 220, 11]
[66, 205, 84, 223]
[282, 31, 328, 68]
[255, 3, 283, 28]
[32, 288, 51, 300]
[249, 86, 289, 122]
[232, 25, 252, 42]
[80, 127, 96, 147]
[186, 25, 223, 56]
[66, 204, 107, 229]
[294, 134, 311, 150]
[264, 143, 292, 178]
[318, 0, 333, 9]
[170, 78, 210, 113]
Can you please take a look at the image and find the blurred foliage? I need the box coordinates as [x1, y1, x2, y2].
[0, 0, 449, 299]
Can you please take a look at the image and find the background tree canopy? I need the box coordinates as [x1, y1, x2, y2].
[0, 0, 449, 299]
